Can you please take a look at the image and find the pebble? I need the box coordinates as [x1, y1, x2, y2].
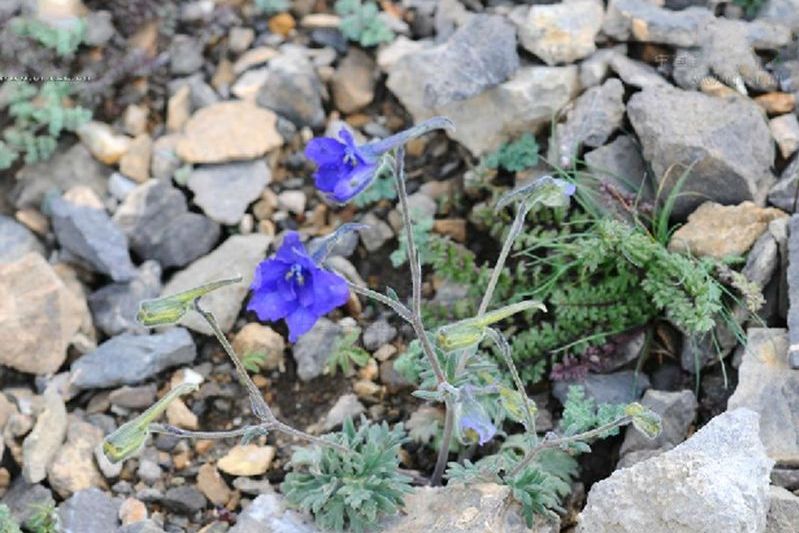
[269, 12, 296, 36]
[316, 393, 365, 433]
[123, 104, 148, 137]
[76, 121, 132, 165]
[228, 27, 255, 54]
[255, 47, 326, 129]
[166, 398, 198, 430]
[277, 190, 307, 215]
[359, 213, 394, 252]
[88, 261, 162, 337]
[167, 85, 191, 133]
[0, 215, 43, 263]
[196, 463, 232, 506]
[218, 445, 276, 476]
[50, 196, 137, 282]
[21, 386, 67, 484]
[161, 234, 272, 334]
[162, 485, 207, 514]
[233, 47, 279, 75]
[47, 416, 106, 498]
[176, 101, 283, 164]
[754, 92, 796, 115]
[432, 218, 467, 243]
[292, 318, 343, 381]
[229, 493, 319, 532]
[363, 320, 397, 351]
[232, 323, 286, 371]
[70, 328, 197, 389]
[114, 180, 221, 269]
[331, 48, 376, 114]
[770, 114, 799, 159]
[119, 497, 148, 525]
[119, 134, 153, 183]
[0, 253, 86, 375]
[232, 67, 270, 100]
[169, 35, 204, 75]
[668, 201, 787, 259]
[58, 488, 121, 533]
[188, 160, 271, 225]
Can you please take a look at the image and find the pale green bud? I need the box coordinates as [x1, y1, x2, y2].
[436, 300, 545, 351]
[137, 276, 242, 326]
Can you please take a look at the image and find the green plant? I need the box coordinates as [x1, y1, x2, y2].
[0, 81, 91, 169]
[254, 0, 290, 15]
[483, 133, 540, 173]
[241, 351, 269, 373]
[390, 209, 435, 267]
[26, 502, 58, 533]
[354, 173, 397, 207]
[282, 417, 412, 532]
[335, 0, 395, 47]
[0, 505, 21, 533]
[11, 17, 86, 56]
[326, 326, 371, 375]
[732, 0, 765, 17]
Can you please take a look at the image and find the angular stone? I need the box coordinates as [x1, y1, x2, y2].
[114, 180, 220, 269]
[618, 389, 697, 467]
[0, 253, 86, 374]
[217, 445, 276, 476]
[382, 483, 558, 532]
[21, 386, 67, 483]
[88, 261, 161, 337]
[668, 201, 787, 259]
[169, 35, 204, 75]
[119, 134, 152, 183]
[187, 160, 270, 225]
[292, 317, 342, 381]
[754, 92, 796, 115]
[0, 215, 43, 262]
[363, 319, 397, 351]
[549, 78, 625, 167]
[768, 155, 799, 213]
[427, 66, 579, 156]
[50, 197, 137, 282]
[761, 0, 799, 32]
[229, 493, 319, 533]
[627, 86, 775, 218]
[76, 121, 132, 165]
[58, 488, 120, 533]
[162, 485, 207, 514]
[47, 415, 106, 498]
[770, 114, 799, 159]
[331, 48, 376, 114]
[316, 393, 365, 433]
[515, 0, 604, 66]
[196, 463, 231, 506]
[552, 370, 650, 406]
[578, 409, 773, 532]
[789, 215, 799, 368]
[109, 384, 158, 410]
[728, 328, 799, 463]
[386, 15, 519, 119]
[767, 485, 799, 532]
[359, 212, 394, 252]
[12, 144, 109, 209]
[609, 53, 669, 89]
[582, 135, 650, 218]
[70, 328, 196, 389]
[255, 47, 325, 129]
[3, 480, 55, 529]
[176, 101, 283, 164]
[232, 323, 285, 371]
[162, 234, 272, 334]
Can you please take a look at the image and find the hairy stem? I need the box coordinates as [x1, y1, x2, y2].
[149, 424, 259, 440]
[431, 402, 454, 486]
[485, 328, 536, 437]
[345, 280, 413, 323]
[507, 417, 633, 478]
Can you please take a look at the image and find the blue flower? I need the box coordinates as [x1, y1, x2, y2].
[455, 388, 497, 446]
[247, 232, 349, 342]
[305, 117, 454, 203]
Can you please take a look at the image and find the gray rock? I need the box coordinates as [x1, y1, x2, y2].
[618, 389, 697, 468]
[12, 144, 109, 209]
[363, 320, 397, 351]
[317, 393, 365, 432]
[293, 318, 342, 381]
[427, 66, 579, 156]
[553, 370, 650, 406]
[108, 172, 137, 201]
[2, 480, 55, 529]
[256, 48, 325, 129]
[514, 0, 604, 66]
[109, 383, 158, 409]
[169, 35, 204, 75]
[761, 0, 799, 32]
[188, 160, 270, 225]
[83, 11, 115, 46]
[71, 328, 196, 389]
[137, 457, 162, 484]
[627, 86, 775, 218]
[50, 197, 136, 282]
[609, 53, 669, 89]
[772, 467, 799, 490]
[117, 519, 167, 533]
[578, 409, 774, 533]
[88, 261, 162, 337]
[788, 217, 799, 368]
[162, 234, 271, 334]
[229, 493, 319, 533]
[766, 486, 799, 533]
[58, 488, 120, 533]
[386, 15, 519, 120]
[603, 0, 712, 46]
[382, 483, 558, 532]
[727, 328, 799, 463]
[162, 485, 207, 514]
[768, 155, 799, 213]
[359, 213, 394, 252]
[310, 230, 359, 258]
[113, 180, 221, 269]
[0, 215, 43, 262]
[549, 78, 625, 168]
[579, 47, 619, 89]
[331, 48, 376, 114]
[583, 135, 648, 196]
[21, 386, 67, 483]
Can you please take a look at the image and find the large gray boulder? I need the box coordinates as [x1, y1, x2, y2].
[578, 409, 773, 532]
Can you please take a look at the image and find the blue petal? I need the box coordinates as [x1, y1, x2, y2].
[305, 137, 346, 167]
[247, 289, 297, 321]
[275, 232, 306, 263]
[314, 164, 349, 194]
[285, 306, 319, 342]
[297, 276, 316, 307]
[251, 259, 289, 291]
[330, 162, 379, 203]
[310, 268, 349, 315]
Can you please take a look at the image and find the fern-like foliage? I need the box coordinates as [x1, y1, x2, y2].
[390, 209, 435, 268]
[335, 0, 395, 47]
[483, 133, 540, 173]
[354, 173, 397, 208]
[282, 417, 412, 532]
[25, 503, 58, 533]
[241, 351, 268, 373]
[1, 81, 92, 169]
[254, 0, 290, 15]
[326, 326, 371, 375]
[0, 505, 21, 533]
[11, 17, 86, 56]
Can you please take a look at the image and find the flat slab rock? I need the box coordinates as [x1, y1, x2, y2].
[381, 483, 558, 533]
[578, 408, 773, 532]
